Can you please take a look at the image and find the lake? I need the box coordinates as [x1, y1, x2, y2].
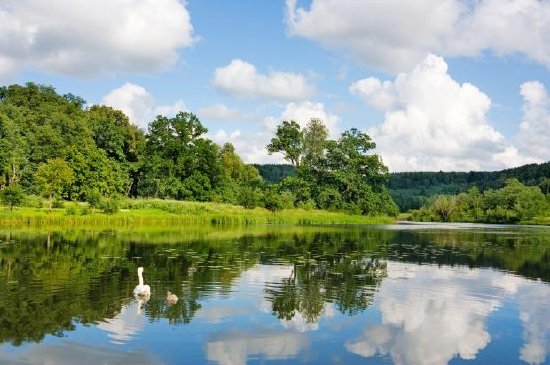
[0, 223, 549, 365]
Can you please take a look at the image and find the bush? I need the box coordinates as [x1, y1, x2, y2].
[23, 194, 43, 208]
[238, 186, 262, 209]
[86, 189, 102, 208]
[263, 188, 284, 212]
[99, 196, 120, 214]
[52, 199, 65, 209]
[80, 204, 91, 215]
[65, 202, 78, 216]
[297, 198, 317, 210]
[279, 191, 296, 209]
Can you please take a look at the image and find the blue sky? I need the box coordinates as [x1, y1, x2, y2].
[1, 0, 549, 171]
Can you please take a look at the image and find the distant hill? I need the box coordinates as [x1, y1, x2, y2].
[388, 162, 550, 211]
[252, 164, 295, 183]
[254, 162, 550, 212]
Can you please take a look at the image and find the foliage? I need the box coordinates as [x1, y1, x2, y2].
[389, 162, 550, 211]
[99, 196, 121, 215]
[34, 158, 75, 210]
[266, 120, 398, 216]
[0, 83, 400, 219]
[412, 179, 548, 223]
[0, 185, 25, 211]
[267, 120, 304, 167]
[253, 164, 295, 183]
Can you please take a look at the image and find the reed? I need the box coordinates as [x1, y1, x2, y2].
[0, 199, 395, 228]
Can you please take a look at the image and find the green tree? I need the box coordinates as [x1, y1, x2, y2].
[0, 185, 25, 211]
[139, 112, 223, 200]
[34, 158, 75, 210]
[431, 195, 458, 222]
[267, 120, 304, 167]
[302, 118, 328, 170]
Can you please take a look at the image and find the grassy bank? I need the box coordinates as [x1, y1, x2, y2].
[0, 199, 395, 228]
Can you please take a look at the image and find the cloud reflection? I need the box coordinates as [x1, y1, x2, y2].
[206, 330, 308, 365]
[0, 341, 161, 365]
[96, 298, 148, 344]
[346, 263, 521, 365]
[518, 283, 550, 365]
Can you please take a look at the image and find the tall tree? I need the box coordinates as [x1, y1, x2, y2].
[267, 120, 304, 167]
[302, 118, 328, 170]
[139, 112, 222, 200]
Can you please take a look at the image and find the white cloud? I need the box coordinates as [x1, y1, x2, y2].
[213, 59, 315, 101]
[276, 101, 340, 137]
[153, 100, 187, 119]
[0, 0, 195, 80]
[211, 101, 340, 164]
[516, 81, 550, 163]
[198, 103, 248, 121]
[286, 0, 550, 72]
[101, 83, 185, 130]
[352, 54, 522, 172]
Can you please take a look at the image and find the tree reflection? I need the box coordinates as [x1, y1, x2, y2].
[0, 225, 549, 347]
[266, 255, 387, 324]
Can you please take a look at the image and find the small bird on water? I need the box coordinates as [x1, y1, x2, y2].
[166, 291, 178, 305]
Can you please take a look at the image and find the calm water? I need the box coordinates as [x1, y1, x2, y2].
[0, 223, 549, 365]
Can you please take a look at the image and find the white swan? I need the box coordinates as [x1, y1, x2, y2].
[166, 291, 178, 305]
[133, 267, 151, 296]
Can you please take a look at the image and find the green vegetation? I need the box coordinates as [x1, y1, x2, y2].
[0, 198, 394, 228]
[266, 118, 398, 215]
[389, 162, 550, 211]
[411, 179, 549, 224]
[0, 83, 396, 222]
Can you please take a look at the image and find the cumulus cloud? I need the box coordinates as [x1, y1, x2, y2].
[212, 101, 340, 164]
[0, 0, 195, 80]
[198, 103, 249, 121]
[213, 59, 315, 101]
[516, 81, 550, 163]
[351, 54, 520, 172]
[286, 0, 550, 72]
[101, 83, 185, 130]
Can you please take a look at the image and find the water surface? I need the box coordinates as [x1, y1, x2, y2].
[0, 224, 549, 365]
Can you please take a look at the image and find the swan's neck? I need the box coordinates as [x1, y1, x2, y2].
[138, 271, 144, 286]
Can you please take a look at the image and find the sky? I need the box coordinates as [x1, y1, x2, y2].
[1, 0, 550, 172]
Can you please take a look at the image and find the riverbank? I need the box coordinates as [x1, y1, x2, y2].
[0, 199, 395, 227]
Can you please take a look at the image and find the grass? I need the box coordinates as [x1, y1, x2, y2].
[0, 198, 395, 228]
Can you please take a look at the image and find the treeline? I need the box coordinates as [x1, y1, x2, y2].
[252, 164, 295, 183]
[412, 179, 549, 224]
[389, 163, 550, 211]
[0, 83, 395, 215]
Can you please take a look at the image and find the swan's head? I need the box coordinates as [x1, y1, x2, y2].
[138, 267, 144, 274]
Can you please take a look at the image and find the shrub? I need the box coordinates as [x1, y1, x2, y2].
[80, 204, 91, 215]
[23, 194, 43, 208]
[52, 199, 65, 209]
[86, 189, 102, 208]
[99, 197, 120, 214]
[65, 202, 78, 216]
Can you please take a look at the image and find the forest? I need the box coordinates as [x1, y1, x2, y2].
[388, 162, 550, 211]
[0, 83, 396, 216]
